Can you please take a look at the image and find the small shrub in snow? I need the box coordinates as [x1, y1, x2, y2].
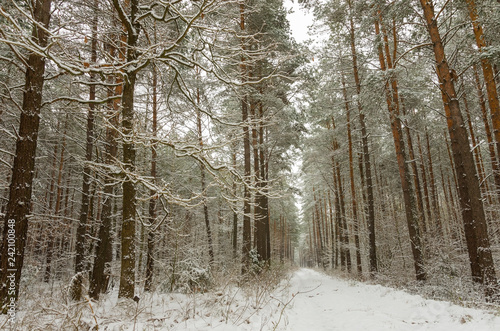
[249, 248, 264, 274]
[68, 271, 87, 301]
[177, 260, 212, 293]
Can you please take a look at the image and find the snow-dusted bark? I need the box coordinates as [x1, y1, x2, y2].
[0, 0, 53, 312]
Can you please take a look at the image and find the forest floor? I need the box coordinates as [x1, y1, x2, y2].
[2, 268, 500, 330]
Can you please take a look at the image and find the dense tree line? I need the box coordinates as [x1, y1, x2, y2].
[0, 0, 301, 312]
[299, 0, 500, 300]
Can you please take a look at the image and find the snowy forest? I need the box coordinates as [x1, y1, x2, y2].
[1, 0, 500, 329]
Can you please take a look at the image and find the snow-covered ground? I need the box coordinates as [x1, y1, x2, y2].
[2, 268, 500, 330]
[282, 269, 500, 331]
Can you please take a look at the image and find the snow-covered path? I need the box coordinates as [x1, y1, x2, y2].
[280, 268, 500, 331]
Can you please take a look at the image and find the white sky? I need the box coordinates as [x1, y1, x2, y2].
[283, 2, 314, 223]
[284, 0, 315, 43]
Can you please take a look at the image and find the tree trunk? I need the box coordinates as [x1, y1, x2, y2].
[322, 192, 330, 263]
[336, 165, 351, 273]
[252, 88, 270, 264]
[341, 75, 362, 274]
[251, 96, 264, 263]
[313, 187, 325, 268]
[259, 103, 270, 263]
[474, 64, 500, 203]
[240, 1, 252, 273]
[463, 89, 487, 195]
[427, 131, 442, 234]
[145, 63, 158, 292]
[417, 134, 433, 226]
[119, 80, 137, 298]
[347, 0, 377, 276]
[89, 54, 120, 301]
[442, 130, 458, 188]
[0, 0, 52, 311]
[327, 191, 336, 268]
[117, 0, 140, 299]
[465, 0, 500, 166]
[402, 103, 427, 234]
[75, 0, 98, 275]
[280, 216, 285, 263]
[196, 84, 215, 265]
[119, 73, 138, 299]
[232, 150, 238, 259]
[374, 16, 426, 281]
[47, 133, 59, 215]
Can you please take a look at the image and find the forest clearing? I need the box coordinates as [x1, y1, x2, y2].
[1, 0, 500, 329]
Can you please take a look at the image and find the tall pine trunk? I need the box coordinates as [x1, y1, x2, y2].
[336, 165, 351, 272]
[347, 0, 377, 275]
[417, 134, 433, 226]
[117, 0, 140, 299]
[474, 64, 500, 202]
[75, 0, 98, 275]
[465, 0, 500, 165]
[232, 149, 238, 259]
[427, 131, 442, 234]
[89, 73, 119, 299]
[341, 75, 362, 274]
[374, 16, 426, 281]
[145, 62, 158, 292]
[313, 187, 325, 268]
[240, 1, 252, 273]
[0, 0, 52, 311]
[196, 84, 215, 265]
[402, 103, 427, 234]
